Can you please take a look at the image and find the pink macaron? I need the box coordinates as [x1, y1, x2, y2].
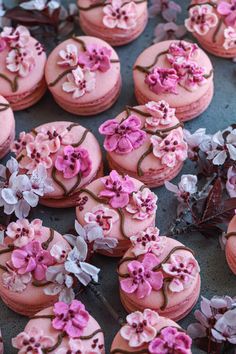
[111, 309, 192, 353]
[0, 25, 47, 111]
[76, 170, 158, 257]
[118, 227, 201, 321]
[99, 101, 188, 188]
[225, 215, 236, 274]
[0, 218, 71, 316]
[77, 0, 148, 46]
[45, 36, 121, 115]
[12, 300, 105, 353]
[185, 1, 236, 58]
[0, 96, 15, 159]
[11, 121, 103, 208]
[133, 40, 214, 122]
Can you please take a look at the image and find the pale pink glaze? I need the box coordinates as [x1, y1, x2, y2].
[188, 0, 236, 58]
[78, 0, 148, 46]
[0, 37, 46, 102]
[45, 36, 121, 115]
[22, 306, 105, 353]
[15, 121, 103, 206]
[76, 177, 156, 257]
[133, 40, 213, 120]
[0, 227, 71, 316]
[226, 215, 236, 274]
[104, 104, 186, 187]
[111, 316, 192, 353]
[0, 95, 15, 158]
[118, 237, 201, 321]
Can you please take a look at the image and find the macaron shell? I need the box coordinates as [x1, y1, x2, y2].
[133, 40, 213, 120]
[76, 178, 156, 257]
[0, 227, 71, 316]
[188, 0, 236, 58]
[118, 238, 201, 321]
[78, 0, 148, 46]
[45, 36, 121, 115]
[226, 215, 236, 274]
[0, 96, 15, 158]
[24, 307, 105, 353]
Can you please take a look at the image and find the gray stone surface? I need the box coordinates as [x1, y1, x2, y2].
[1, 1, 236, 352]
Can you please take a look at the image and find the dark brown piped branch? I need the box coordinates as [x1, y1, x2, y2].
[67, 123, 80, 132]
[134, 50, 169, 73]
[187, 1, 217, 10]
[0, 102, 10, 112]
[117, 207, 129, 239]
[32, 280, 52, 287]
[126, 105, 150, 117]
[203, 69, 213, 79]
[71, 35, 87, 51]
[44, 332, 66, 353]
[52, 166, 68, 196]
[117, 256, 138, 278]
[49, 67, 76, 87]
[152, 246, 194, 271]
[111, 59, 120, 63]
[0, 245, 15, 255]
[160, 278, 172, 310]
[137, 144, 153, 177]
[42, 229, 55, 250]
[0, 73, 18, 92]
[80, 328, 103, 340]
[0, 264, 7, 271]
[31, 128, 38, 136]
[144, 122, 184, 136]
[212, 18, 223, 43]
[139, 184, 147, 192]
[78, 188, 109, 204]
[67, 173, 82, 196]
[225, 232, 236, 239]
[72, 129, 89, 147]
[30, 314, 54, 320]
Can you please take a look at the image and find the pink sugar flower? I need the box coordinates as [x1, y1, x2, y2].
[6, 48, 35, 77]
[145, 67, 179, 95]
[62, 66, 96, 99]
[11, 131, 34, 155]
[120, 309, 159, 347]
[149, 326, 192, 354]
[12, 327, 54, 353]
[126, 189, 158, 220]
[19, 139, 52, 173]
[55, 145, 92, 179]
[167, 41, 199, 65]
[99, 115, 146, 154]
[185, 5, 218, 35]
[84, 204, 119, 235]
[56, 338, 101, 354]
[162, 254, 200, 292]
[177, 62, 207, 92]
[36, 125, 71, 154]
[6, 218, 42, 247]
[2, 264, 32, 293]
[11, 240, 54, 281]
[145, 100, 176, 127]
[120, 253, 163, 299]
[151, 130, 187, 168]
[1, 25, 30, 48]
[78, 44, 112, 72]
[58, 44, 78, 67]
[218, 0, 236, 27]
[130, 227, 167, 257]
[103, 0, 137, 29]
[52, 300, 89, 338]
[223, 26, 236, 49]
[99, 170, 135, 208]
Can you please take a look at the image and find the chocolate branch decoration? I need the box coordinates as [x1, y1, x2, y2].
[0, 102, 10, 112]
[0, 73, 18, 92]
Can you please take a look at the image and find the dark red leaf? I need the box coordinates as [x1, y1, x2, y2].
[197, 224, 223, 238]
[5, 7, 60, 27]
[201, 178, 222, 221]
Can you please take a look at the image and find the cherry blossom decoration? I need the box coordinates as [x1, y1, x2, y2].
[62, 67, 96, 99]
[145, 100, 176, 127]
[0, 158, 53, 219]
[12, 327, 55, 353]
[185, 5, 218, 36]
[6, 218, 43, 247]
[145, 67, 179, 95]
[130, 227, 167, 257]
[78, 44, 112, 72]
[126, 189, 158, 220]
[217, 0, 236, 27]
[84, 205, 119, 235]
[223, 26, 236, 50]
[103, 0, 138, 29]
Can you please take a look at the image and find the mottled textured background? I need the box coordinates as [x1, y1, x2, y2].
[1, 0, 236, 352]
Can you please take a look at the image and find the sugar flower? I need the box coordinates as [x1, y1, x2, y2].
[162, 254, 200, 292]
[103, 0, 137, 29]
[126, 189, 158, 220]
[36, 125, 71, 154]
[151, 130, 188, 168]
[99, 115, 146, 154]
[120, 309, 159, 347]
[52, 300, 89, 338]
[177, 62, 207, 92]
[84, 204, 119, 235]
[2, 264, 32, 293]
[99, 170, 135, 208]
[145, 67, 179, 95]
[217, 0, 236, 27]
[12, 327, 54, 353]
[58, 44, 78, 67]
[120, 253, 163, 299]
[130, 227, 166, 257]
[56, 337, 101, 354]
[78, 44, 112, 72]
[165, 174, 198, 203]
[6, 48, 35, 77]
[223, 26, 236, 50]
[167, 41, 199, 65]
[185, 5, 218, 35]
[19, 140, 52, 173]
[11, 131, 34, 155]
[145, 100, 176, 127]
[1, 25, 30, 48]
[55, 145, 92, 179]
[62, 66, 96, 98]
[6, 218, 42, 247]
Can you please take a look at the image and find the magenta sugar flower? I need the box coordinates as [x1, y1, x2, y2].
[99, 170, 135, 208]
[120, 253, 163, 299]
[55, 145, 92, 179]
[217, 0, 236, 27]
[52, 300, 89, 338]
[145, 67, 179, 95]
[99, 115, 146, 155]
[78, 44, 112, 72]
[126, 189, 158, 220]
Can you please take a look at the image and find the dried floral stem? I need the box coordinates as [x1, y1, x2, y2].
[88, 283, 125, 326]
